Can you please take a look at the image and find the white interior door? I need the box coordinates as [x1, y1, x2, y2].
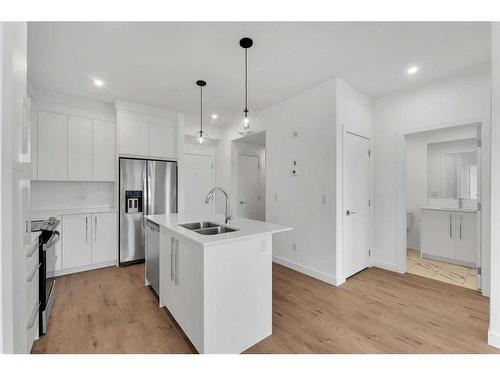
[237, 153, 261, 220]
[475, 126, 482, 289]
[184, 153, 214, 216]
[343, 131, 371, 278]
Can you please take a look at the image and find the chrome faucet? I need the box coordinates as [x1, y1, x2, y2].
[205, 187, 232, 224]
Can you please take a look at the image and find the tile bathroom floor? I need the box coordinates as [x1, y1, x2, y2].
[406, 249, 478, 290]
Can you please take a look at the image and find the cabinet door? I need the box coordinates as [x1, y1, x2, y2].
[421, 210, 455, 259]
[37, 110, 68, 180]
[159, 228, 176, 310]
[68, 115, 93, 181]
[62, 214, 92, 269]
[149, 123, 176, 159]
[118, 115, 149, 156]
[455, 212, 477, 265]
[93, 119, 115, 181]
[91, 212, 117, 264]
[174, 237, 204, 351]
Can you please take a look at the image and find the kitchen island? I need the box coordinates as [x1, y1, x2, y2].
[144, 213, 292, 354]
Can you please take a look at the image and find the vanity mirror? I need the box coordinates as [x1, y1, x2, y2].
[427, 138, 478, 200]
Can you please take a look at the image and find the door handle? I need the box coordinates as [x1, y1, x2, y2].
[86, 216, 88, 243]
[170, 237, 175, 281]
[240, 201, 247, 204]
[459, 215, 462, 240]
[94, 216, 98, 242]
[346, 210, 357, 216]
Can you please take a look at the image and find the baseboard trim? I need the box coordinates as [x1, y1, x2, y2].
[371, 259, 403, 274]
[272, 256, 343, 286]
[48, 260, 116, 278]
[488, 330, 500, 348]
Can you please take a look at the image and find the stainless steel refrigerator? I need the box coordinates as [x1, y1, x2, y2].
[119, 158, 177, 267]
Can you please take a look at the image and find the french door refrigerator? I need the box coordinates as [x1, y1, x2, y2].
[119, 158, 177, 268]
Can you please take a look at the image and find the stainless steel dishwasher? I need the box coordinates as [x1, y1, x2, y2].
[145, 220, 160, 294]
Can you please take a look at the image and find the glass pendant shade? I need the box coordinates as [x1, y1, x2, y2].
[195, 129, 209, 144]
[233, 110, 258, 136]
[195, 79, 209, 144]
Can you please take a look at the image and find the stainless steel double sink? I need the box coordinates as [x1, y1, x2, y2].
[178, 221, 239, 235]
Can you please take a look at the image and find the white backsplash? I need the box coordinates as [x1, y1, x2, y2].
[31, 181, 115, 211]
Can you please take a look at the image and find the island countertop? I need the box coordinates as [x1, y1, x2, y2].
[144, 213, 292, 246]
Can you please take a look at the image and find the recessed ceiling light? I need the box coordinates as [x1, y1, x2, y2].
[407, 66, 419, 75]
[211, 114, 218, 120]
[93, 79, 104, 87]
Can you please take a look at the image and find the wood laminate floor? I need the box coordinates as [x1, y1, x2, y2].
[32, 263, 499, 354]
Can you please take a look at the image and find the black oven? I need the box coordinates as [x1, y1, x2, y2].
[31, 217, 60, 336]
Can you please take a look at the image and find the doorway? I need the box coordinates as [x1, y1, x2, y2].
[343, 131, 372, 278]
[184, 152, 215, 215]
[232, 131, 266, 221]
[402, 123, 482, 291]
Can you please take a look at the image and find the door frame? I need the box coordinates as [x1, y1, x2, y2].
[338, 128, 374, 285]
[183, 149, 216, 214]
[396, 121, 488, 296]
[235, 152, 261, 218]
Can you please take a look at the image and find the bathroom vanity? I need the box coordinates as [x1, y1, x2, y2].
[421, 207, 477, 267]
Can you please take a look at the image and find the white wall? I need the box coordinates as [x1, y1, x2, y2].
[488, 22, 500, 349]
[373, 64, 491, 292]
[405, 125, 478, 250]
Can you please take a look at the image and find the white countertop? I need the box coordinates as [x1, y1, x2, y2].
[31, 206, 117, 219]
[145, 213, 292, 246]
[421, 207, 477, 213]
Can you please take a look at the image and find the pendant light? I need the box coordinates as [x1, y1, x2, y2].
[195, 80, 208, 144]
[234, 37, 258, 136]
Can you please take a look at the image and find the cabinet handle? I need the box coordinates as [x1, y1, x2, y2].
[26, 220, 29, 234]
[449, 214, 452, 238]
[27, 302, 40, 330]
[459, 215, 463, 240]
[94, 216, 97, 242]
[27, 263, 41, 282]
[175, 239, 180, 286]
[170, 237, 175, 281]
[86, 216, 88, 243]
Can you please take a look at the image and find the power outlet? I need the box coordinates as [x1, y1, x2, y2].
[260, 237, 269, 252]
[292, 242, 298, 252]
[274, 193, 278, 202]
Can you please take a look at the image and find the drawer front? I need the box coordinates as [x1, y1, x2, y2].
[25, 262, 40, 322]
[25, 302, 40, 353]
[26, 241, 39, 277]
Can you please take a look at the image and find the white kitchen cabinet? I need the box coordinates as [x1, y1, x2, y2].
[92, 119, 115, 181]
[68, 115, 93, 181]
[119, 115, 149, 156]
[421, 208, 477, 267]
[455, 212, 477, 264]
[37, 110, 68, 180]
[159, 228, 203, 350]
[149, 122, 177, 159]
[91, 212, 117, 264]
[62, 214, 92, 269]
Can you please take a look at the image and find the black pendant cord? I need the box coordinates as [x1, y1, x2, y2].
[200, 84, 203, 134]
[244, 47, 248, 118]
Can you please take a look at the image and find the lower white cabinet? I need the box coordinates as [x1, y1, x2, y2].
[62, 214, 92, 269]
[61, 212, 117, 272]
[160, 228, 204, 350]
[421, 208, 477, 266]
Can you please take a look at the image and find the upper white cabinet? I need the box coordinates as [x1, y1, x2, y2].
[37, 110, 68, 181]
[118, 115, 149, 156]
[93, 120, 115, 181]
[149, 122, 177, 159]
[33, 109, 116, 181]
[116, 104, 179, 159]
[68, 115, 93, 181]
[421, 208, 477, 267]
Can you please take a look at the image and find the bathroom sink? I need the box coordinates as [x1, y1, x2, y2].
[179, 221, 220, 230]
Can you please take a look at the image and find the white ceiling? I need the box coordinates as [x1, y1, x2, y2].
[28, 22, 490, 126]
